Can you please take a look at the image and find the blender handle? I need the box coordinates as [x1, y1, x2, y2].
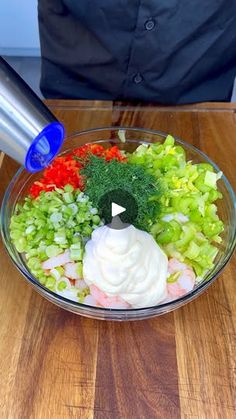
[0, 56, 65, 172]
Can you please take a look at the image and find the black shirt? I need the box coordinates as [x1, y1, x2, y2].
[38, 0, 236, 104]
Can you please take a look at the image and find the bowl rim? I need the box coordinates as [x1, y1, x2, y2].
[1, 126, 236, 314]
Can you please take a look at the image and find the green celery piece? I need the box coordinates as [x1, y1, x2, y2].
[184, 241, 200, 260]
[157, 220, 182, 244]
[161, 155, 178, 171]
[194, 173, 211, 193]
[189, 209, 203, 224]
[196, 163, 214, 173]
[175, 223, 197, 249]
[174, 145, 186, 159]
[163, 135, 175, 147]
[208, 189, 222, 202]
[184, 259, 204, 277]
[204, 171, 222, 189]
[134, 144, 149, 156]
[163, 243, 184, 261]
[127, 134, 224, 278]
[202, 220, 224, 238]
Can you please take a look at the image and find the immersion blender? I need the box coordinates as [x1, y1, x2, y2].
[0, 56, 65, 172]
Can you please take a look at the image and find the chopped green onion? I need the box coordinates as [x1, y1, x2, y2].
[50, 268, 61, 281]
[50, 212, 62, 223]
[63, 192, 74, 204]
[46, 245, 62, 258]
[167, 272, 181, 283]
[57, 280, 67, 291]
[45, 276, 56, 290]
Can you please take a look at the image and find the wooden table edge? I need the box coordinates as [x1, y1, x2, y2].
[45, 100, 236, 112]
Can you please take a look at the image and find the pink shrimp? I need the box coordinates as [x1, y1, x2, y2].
[42, 250, 70, 270]
[83, 294, 101, 307]
[167, 258, 196, 298]
[64, 263, 81, 280]
[89, 284, 131, 309]
[75, 279, 88, 290]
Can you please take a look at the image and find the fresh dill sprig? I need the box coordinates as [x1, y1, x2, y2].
[82, 156, 162, 231]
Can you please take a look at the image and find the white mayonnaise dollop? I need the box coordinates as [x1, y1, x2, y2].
[83, 225, 168, 308]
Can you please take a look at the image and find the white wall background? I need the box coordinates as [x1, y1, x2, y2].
[0, 0, 40, 56]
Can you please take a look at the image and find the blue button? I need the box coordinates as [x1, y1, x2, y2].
[145, 19, 155, 31]
[133, 73, 143, 84]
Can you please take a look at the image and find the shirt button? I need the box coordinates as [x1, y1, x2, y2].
[133, 73, 143, 84]
[145, 19, 155, 31]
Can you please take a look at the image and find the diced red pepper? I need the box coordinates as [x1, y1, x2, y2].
[29, 144, 126, 198]
[104, 145, 126, 161]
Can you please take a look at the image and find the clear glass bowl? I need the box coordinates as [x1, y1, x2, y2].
[1, 128, 236, 321]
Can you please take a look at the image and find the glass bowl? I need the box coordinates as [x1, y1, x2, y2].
[1, 127, 235, 321]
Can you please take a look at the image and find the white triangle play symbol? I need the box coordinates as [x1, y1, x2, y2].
[112, 202, 126, 217]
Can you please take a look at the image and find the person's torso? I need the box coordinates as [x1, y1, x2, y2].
[38, 0, 236, 103]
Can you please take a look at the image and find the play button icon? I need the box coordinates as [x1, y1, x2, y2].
[98, 188, 138, 226]
[112, 202, 126, 217]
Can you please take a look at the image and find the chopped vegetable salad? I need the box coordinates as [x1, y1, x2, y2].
[10, 135, 224, 308]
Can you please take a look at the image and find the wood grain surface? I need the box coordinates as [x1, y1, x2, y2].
[0, 101, 235, 419]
